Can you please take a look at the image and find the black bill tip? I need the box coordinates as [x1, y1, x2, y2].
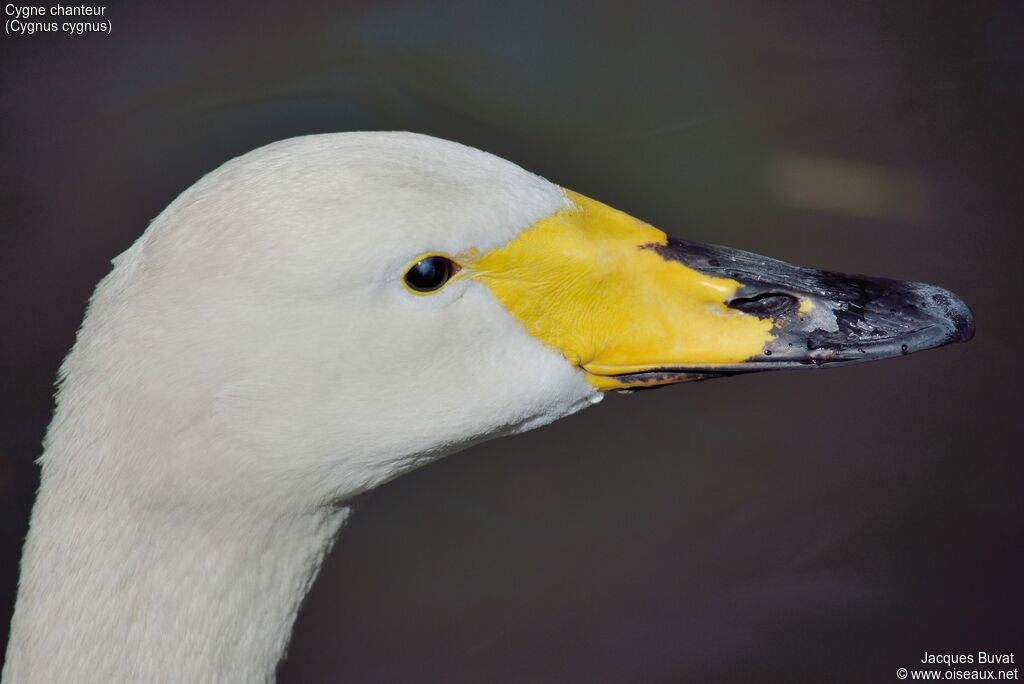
[627, 237, 976, 384]
[925, 284, 976, 345]
[747, 276, 976, 367]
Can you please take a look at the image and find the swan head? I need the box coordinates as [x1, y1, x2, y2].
[51, 132, 973, 507]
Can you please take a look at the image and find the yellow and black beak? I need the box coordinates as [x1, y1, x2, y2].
[470, 190, 975, 390]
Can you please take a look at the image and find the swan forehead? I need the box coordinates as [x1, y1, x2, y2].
[141, 133, 569, 289]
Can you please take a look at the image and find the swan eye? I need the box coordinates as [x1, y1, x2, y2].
[403, 255, 458, 293]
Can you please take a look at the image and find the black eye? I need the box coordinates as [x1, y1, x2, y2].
[404, 255, 457, 293]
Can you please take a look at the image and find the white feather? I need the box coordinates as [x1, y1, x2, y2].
[4, 133, 599, 683]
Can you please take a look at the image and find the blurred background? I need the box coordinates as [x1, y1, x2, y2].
[1, 1, 1021, 681]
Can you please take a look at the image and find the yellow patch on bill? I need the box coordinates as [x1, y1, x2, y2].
[468, 190, 775, 389]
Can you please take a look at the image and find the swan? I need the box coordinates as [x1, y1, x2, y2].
[3, 132, 974, 683]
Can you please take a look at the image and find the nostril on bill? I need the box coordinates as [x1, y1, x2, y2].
[727, 292, 799, 318]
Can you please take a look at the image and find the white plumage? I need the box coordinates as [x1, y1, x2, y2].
[4, 133, 600, 683]
[3, 131, 973, 683]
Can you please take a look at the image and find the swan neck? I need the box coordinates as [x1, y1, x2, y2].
[3, 473, 350, 684]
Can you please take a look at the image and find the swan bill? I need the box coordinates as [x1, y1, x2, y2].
[470, 190, 975, 391]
